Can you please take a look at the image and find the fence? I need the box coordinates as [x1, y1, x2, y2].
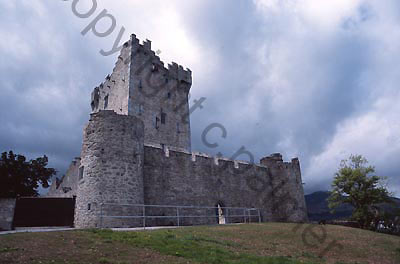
[99, 203, 261, 228]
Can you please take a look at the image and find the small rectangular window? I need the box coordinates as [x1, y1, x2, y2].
[87, 203, 91, 211]
[138, 104, 144, 115]
[161, 113, 167, 124]
[79, 166, 84, 180]
[104, 95, 109, 109]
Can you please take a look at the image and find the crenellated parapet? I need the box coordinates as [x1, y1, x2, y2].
[128, 34, 192, 85]
[91, 32, 193, 96]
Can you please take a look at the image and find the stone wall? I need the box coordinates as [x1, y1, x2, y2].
[91, 34, 192, 151]
[260, 154, 308, 222]
[73, 111, 308, 228]
[47, 158, 80, 198]
[0, 199, 16, 231]
[143, 147, 308, 225]
[74, 111, 145, 228]
[90, 39, 132, 116]
[128, 36, 192, 151]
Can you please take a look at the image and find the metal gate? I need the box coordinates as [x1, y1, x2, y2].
[13, 197, 75, 228]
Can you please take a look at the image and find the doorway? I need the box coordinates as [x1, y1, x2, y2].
[216, 203, 226, 225]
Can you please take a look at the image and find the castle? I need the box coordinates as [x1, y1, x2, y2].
[48, 34, 308, 228]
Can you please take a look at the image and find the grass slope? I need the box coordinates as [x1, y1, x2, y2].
[1, 223, 399, 264]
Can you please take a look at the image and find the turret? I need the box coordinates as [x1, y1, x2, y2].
[260, 153, 284, 168]
[74, 110, 145, 228]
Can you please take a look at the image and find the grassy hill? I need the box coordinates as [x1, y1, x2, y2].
[305, 191, 400, 222]
[1, 223, 400, 264]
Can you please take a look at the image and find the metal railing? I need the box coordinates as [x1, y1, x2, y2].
[99, 203, 261, 228]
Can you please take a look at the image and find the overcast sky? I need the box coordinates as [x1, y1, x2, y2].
[1, 0, 399, 196]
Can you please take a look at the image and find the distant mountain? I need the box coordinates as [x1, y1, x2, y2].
[305, 191, 400, 222]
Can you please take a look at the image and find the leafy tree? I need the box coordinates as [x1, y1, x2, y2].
[328, 155, 392, 229]
[0, 151, 56, 198]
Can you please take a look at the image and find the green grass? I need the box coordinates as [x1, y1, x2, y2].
[1, 223, 400, 264]
[90, 228, 303, 264]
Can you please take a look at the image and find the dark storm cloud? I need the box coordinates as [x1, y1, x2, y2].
[0, 0, 399, 196]
[179, 0, 400, 195]
[0, 1, 115, 175]
[186, 1, 370, 159]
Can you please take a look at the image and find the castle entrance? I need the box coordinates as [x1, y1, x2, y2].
[217, 203, 226, 224]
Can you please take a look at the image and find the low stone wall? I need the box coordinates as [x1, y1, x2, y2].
[0, 199, 16, 231]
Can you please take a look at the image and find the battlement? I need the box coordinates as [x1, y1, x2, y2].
[86, 112, 300, 174]
[91, 34, 192, 110]
[167, 62, 192, 84]
[128, 34, 192, 85]
[143, 143, 299, 172]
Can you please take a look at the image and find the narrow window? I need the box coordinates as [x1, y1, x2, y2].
[177, 122, 180, 133]
[167, 92, 171, 99]
[87, 203, 91, 211]
[155, 117, 160, 129]
[104, 95, 109, 109]
[161, 113, 167, 124]
[79, 166, 84, 180]
[138, 80, 142, 89]
[138, 104, 144, 115]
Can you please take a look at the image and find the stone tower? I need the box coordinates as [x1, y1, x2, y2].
[70, 34, 308, 228]
[74, 111, 145, 228]
[260, 154, 307, 222]
[90, 34, 192, 151]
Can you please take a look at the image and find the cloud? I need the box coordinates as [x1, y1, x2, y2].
[248, 0, 400, 195]
[0, 0, 399, 197]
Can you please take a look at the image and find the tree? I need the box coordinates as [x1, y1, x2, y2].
[328, 155, 392, 229]
[0, 151, 56, 198]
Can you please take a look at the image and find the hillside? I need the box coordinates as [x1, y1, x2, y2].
[306, 191, 400, 222]
[1, 223, 399, 264]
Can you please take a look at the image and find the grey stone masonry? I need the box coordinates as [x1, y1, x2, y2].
[91, 34, 192, 152]
[143, 148, 308, 225]
[74, 110, 145, 228]
[0, 199, 16, 231]
[47, 158, 80, 198]
[74, 111, 308, 228]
